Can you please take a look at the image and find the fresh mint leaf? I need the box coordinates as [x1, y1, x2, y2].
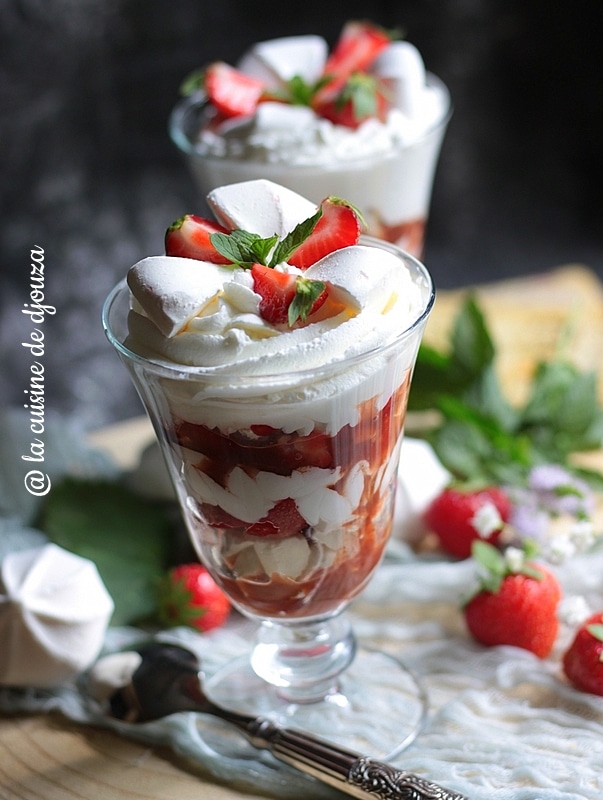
[210, 230, 278, 267]
[450, 295, 495, 380]
[39, 478, 174, 626]
[463, 364, 519, 433]
[288, 277, 326, 325]
[179, 68, 205, 96]
[520, 363, 603, 456]
[409, 295, 495, 411]
[269, 208, 323, 266]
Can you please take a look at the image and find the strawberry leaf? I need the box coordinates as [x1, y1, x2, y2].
[288, 277, 326, 325]
[586, 623, 603, 642]
[472, 540, 506, 593]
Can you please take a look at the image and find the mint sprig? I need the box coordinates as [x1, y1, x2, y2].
[409, 295, 603, 490]
[210, 207, 324, 269]
[335, 72, 383, 120]
[289, 277, 326, 326]
[210, 230, 278, 267]
[270, 207, 323, 265]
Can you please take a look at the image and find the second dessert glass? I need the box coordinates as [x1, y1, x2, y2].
[103, 240, 434, 757]
[169, 77, 451, 259]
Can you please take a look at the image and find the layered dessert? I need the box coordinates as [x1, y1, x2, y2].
[112, 179, 433, 621]
[170, 21, 450, 257]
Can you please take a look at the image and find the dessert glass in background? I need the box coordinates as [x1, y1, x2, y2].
[169, 22, 451, 258]
[102, 179, 435, 756]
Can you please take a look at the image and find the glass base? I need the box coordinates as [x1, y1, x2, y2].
[204, 646, 428, 760]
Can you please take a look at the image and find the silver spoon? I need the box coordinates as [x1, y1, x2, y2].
[88, 642, 468, 800]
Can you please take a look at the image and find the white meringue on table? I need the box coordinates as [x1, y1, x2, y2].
[0, 543, 114, 687]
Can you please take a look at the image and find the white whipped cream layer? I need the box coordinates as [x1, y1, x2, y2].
[197, 93, 446, 167]
[126, 248, 425, 434]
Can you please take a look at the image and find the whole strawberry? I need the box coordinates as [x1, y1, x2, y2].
[463, 541, 561, 658]
[424, 485, 511, 559]
[562, 612, 603, 696]
[158, 564, 230, 633]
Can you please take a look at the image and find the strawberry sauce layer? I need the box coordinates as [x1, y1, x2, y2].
[172, 375, 410, 620]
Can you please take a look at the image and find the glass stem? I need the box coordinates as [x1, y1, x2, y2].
[250, 615, 357, 703]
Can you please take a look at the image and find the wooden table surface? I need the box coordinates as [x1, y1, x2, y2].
[2, 265, 603, 799]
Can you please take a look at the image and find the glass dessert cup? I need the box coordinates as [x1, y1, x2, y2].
[103, 241, 434, 758]
[169, 77, 451, 259]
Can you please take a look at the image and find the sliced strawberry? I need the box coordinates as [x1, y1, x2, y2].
[251, 263, 327, 325]
[165, 214, 232, 263]
[175, 419, 334, 475]
[246, 498, 308, 537]
[287, 197, 362, 269]
[322, 21, 391, 87]
[204, 61, 265, 118]
[199, 502, 247, 529]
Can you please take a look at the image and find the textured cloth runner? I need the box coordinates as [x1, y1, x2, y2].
[1, 409, 602, 799]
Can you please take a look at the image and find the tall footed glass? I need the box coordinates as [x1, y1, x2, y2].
[103, 240, 434, 758]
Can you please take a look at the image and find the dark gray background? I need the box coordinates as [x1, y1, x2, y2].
[1, 0, 601, 429]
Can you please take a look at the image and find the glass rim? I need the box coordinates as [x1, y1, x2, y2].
[102, 238, 435, 385]
[169, 73, 453, 167]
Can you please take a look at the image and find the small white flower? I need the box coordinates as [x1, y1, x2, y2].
[471, 501, 503, 538]
[504, 546, 525, 572]
[545, 535, 577, 564]
[569, 519, 596, 552]
[558, 595, 592, 626]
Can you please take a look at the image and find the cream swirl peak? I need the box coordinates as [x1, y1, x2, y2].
[124, 179, 426, 374]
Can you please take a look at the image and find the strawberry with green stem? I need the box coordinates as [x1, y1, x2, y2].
[158, 563, 231, 633]
[463, 540, 562, 658]
[562, 612, 603, 696]
[424, 485, 511, 559]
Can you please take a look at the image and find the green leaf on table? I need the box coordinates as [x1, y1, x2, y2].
[39, 478, 174, 626]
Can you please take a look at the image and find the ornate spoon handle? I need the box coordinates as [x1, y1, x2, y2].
[243, 717, 469, 800]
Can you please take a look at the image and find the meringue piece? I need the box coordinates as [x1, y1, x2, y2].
[127, 256, 233, 338]
[253, 102, 317, 132]
[394, 437, 451, 543]
[237, 35, 328, 86]
[0, 544, 114, 687]
[305, 245, 408, 313]
[207, 178, 317, 239]
[372, 41, 427, 119]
